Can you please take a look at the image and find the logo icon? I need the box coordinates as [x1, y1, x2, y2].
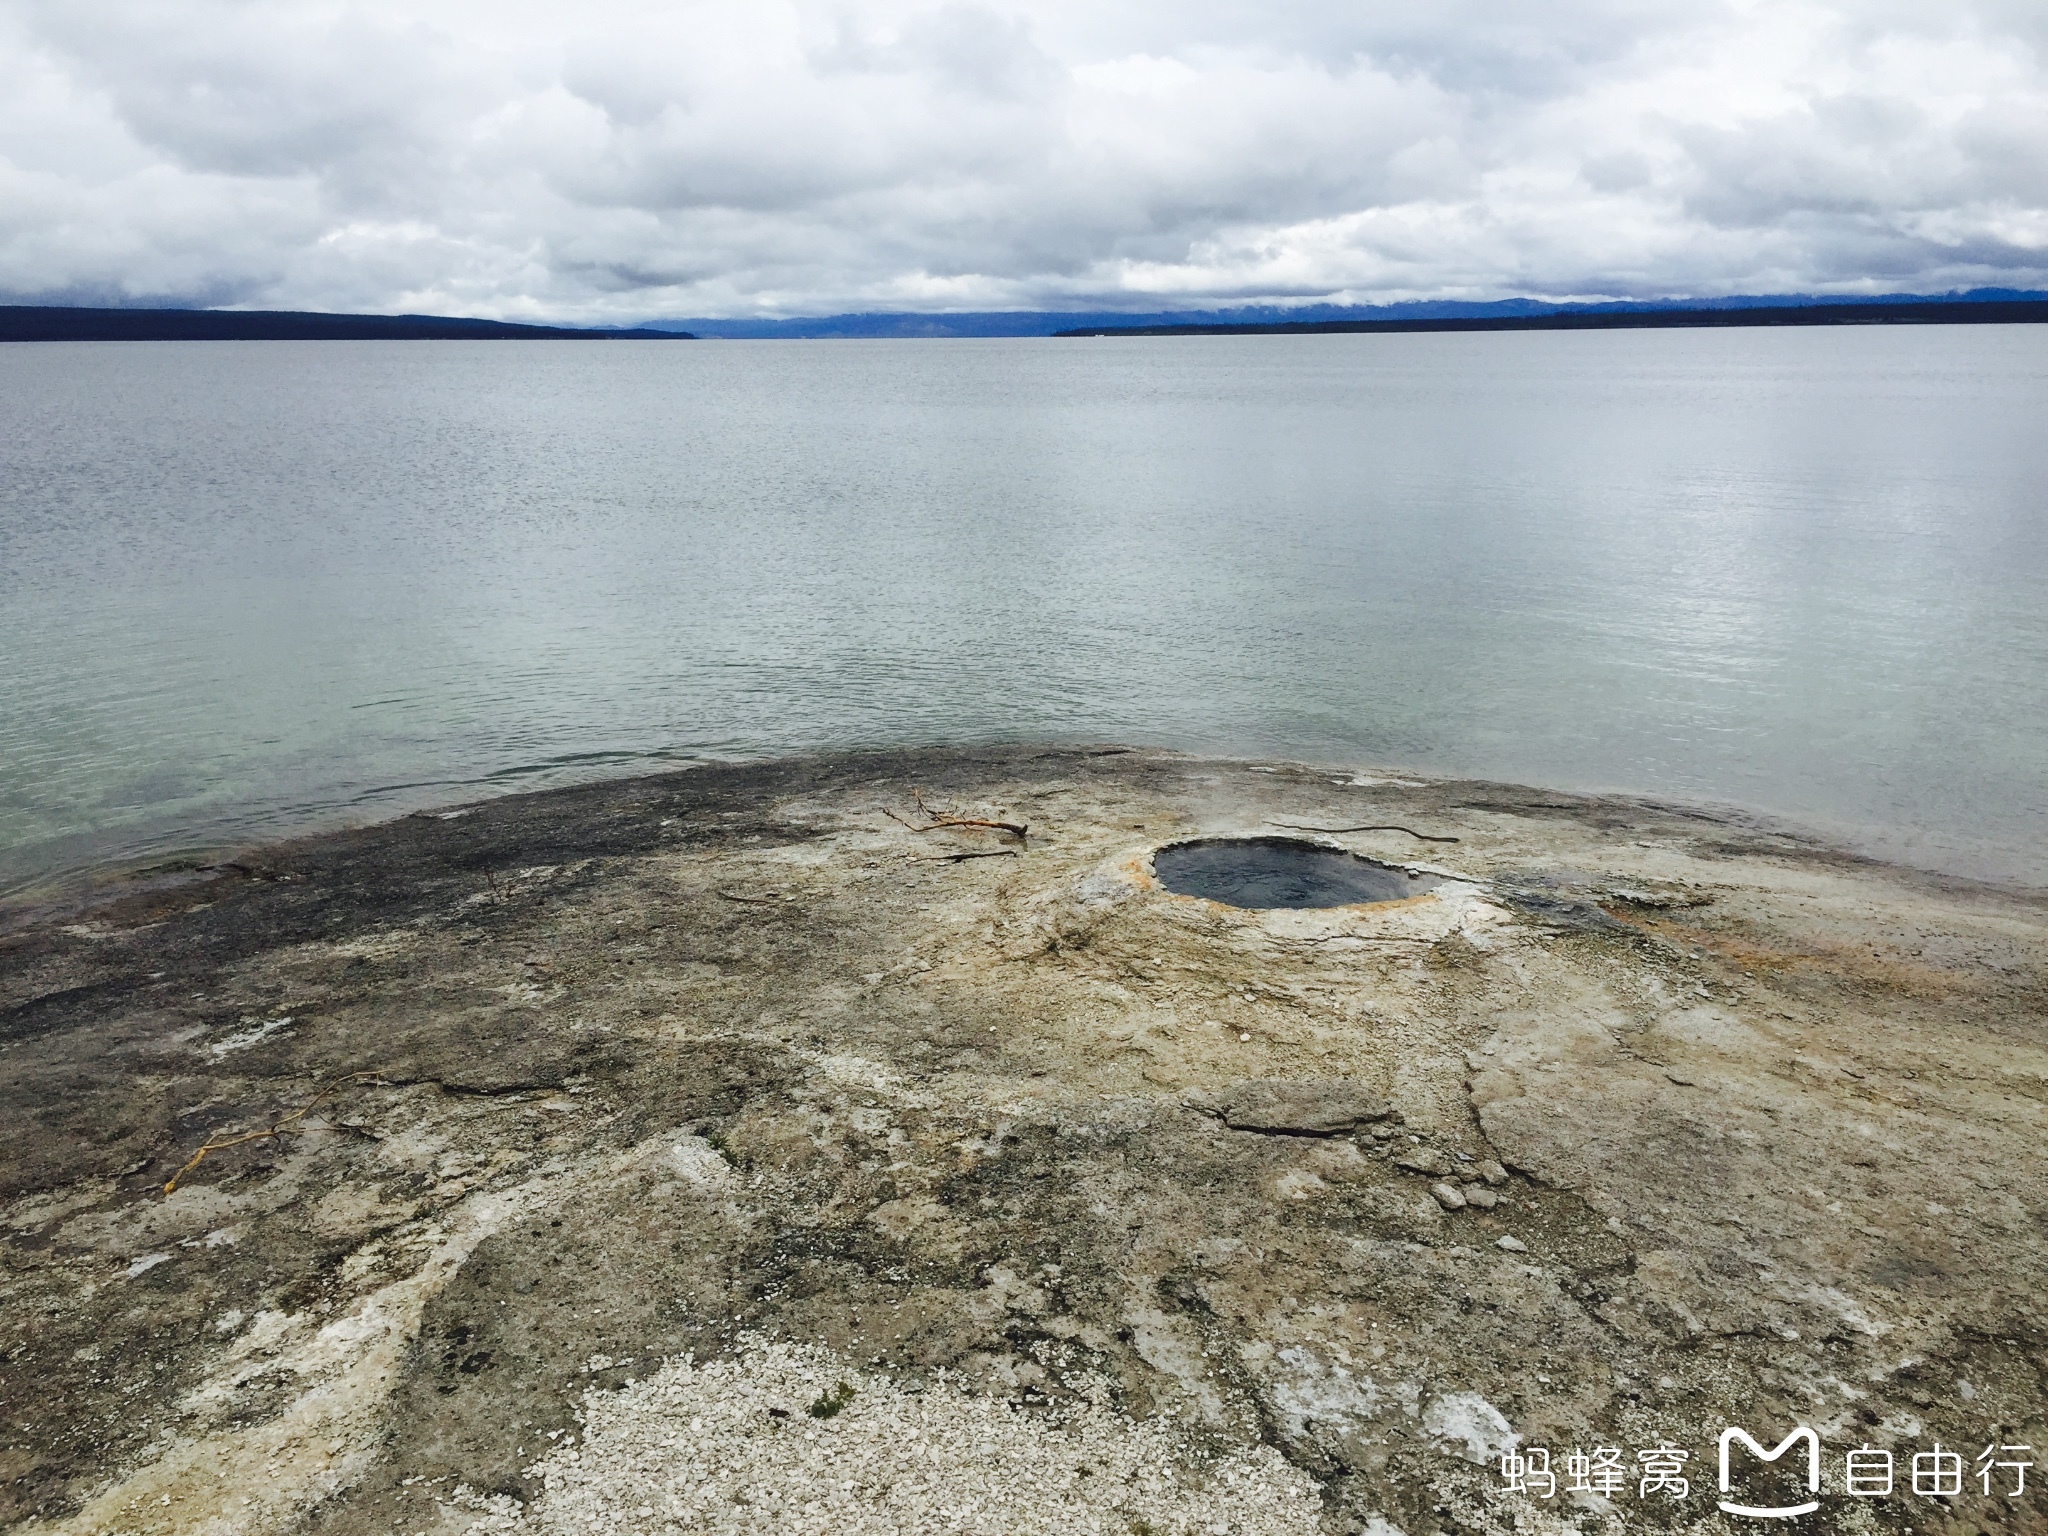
[1718, 1426, 1822, 1519]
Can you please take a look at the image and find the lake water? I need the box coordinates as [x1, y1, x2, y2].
[3, 329, 2046, 895]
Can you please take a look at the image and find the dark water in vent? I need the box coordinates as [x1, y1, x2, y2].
[1151, 838, 1441, 909]
[4, 328, 2046, 894]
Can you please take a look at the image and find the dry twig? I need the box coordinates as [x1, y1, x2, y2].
[1266, 820, 1459, 843]
[1286, 932, 1433, 945]
[922, 849, 1020, 864]
[882, 788, 1028, 841]
[164, 1071, 387, 1194]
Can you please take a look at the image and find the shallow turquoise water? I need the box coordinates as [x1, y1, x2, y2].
[3, 328, 2045, 891]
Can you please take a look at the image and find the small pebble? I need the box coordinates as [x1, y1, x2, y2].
[1496, 1236, 1527, 1252]
[1463, 1185, 1497, 1210]
[1475, 1160, 1508, 1185]
[1430, 1182, 1467, 1211]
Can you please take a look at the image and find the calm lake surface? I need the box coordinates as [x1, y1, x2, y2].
[3, 329, 2046, 894]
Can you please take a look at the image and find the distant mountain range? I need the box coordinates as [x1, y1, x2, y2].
[0, 306, 691, 341]
[659, 289, 2048, 338]
[1052, 295, 2048, 338]
[6, 289, 2046, 342]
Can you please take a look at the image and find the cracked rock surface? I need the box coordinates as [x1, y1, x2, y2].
[1, 746, 2044, 1535]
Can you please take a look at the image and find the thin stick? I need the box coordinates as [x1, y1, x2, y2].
[1287, 932, 1433, 945]
[1266, 820, 1459, 843]
[164, 1071, 387, 1194]
[882, 791, 1028, 841]
[718, 890, 778, 904]
[913, 788, 1029, 840]
[922, 849, 1019, 863]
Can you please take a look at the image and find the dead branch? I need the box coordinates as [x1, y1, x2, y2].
[164, 1070, 388, 1194]
[906, 788, 1028, 840]
[718, 890, 779, 904]
[922, 849, 1020, 864]
[1286, 932, 1434, 945]
[882, 791, 1028, 841]
[1266, 820, 1459, 843]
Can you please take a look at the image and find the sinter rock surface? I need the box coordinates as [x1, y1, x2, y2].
[2, 747, 2044, 1536]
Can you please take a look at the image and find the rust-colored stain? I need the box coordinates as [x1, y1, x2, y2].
[1602, 904, 1975, 999]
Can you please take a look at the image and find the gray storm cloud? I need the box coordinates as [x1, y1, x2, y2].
[1, 0, 2044, 319]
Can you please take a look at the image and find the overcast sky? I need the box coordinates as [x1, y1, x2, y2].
[3, 0, 2045, 320]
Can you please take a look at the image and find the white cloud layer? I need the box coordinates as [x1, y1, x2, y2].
[2, 0, 2045, 319]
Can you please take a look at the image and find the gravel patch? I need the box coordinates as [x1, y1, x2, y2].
[457, 1339, 1325, 1536]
